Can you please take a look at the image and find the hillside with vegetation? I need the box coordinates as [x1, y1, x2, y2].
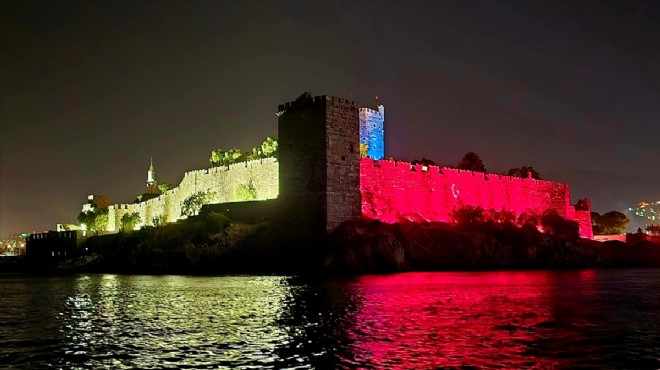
[42, 203, 660, 275]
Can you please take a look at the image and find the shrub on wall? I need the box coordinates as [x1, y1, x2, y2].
[235, 183, 257, 201]
[158, 183, 172, 193]
[253, 137, 278, 159]
[451, 204, 486, 227]
[210, 137, 279, 167]
[120, 212, 141, 231]
[181, 191, 215, 217]
[210, 148, 244, 167]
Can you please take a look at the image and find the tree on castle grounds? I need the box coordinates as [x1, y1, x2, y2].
[646, 224, 660, 236]
[591, 211, 630, 234]
[257, 137, 278, 158]
[120, 212, 141, 232]
[541, 209, 580, 242]
[158, 183, 172, 193]
[210, 137, 279, 167]
[507, 166, 541, 179]
[412, 158, 436, 166]
[247, 137, 278, 160]
[450, 204, 486, 227]
[210, 148, 244, 167]
[457, 152, 486, 172]
[181, 191, 215, 217]
[77, 209, 109, 235]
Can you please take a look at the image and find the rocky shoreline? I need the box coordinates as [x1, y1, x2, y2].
[20, 217, 660, 275]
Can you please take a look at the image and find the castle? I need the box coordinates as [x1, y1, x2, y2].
[91, 92, 592, 239]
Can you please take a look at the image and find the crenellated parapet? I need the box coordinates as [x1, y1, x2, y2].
[105, 158, 279, 232]
[360, 158, 592, 238]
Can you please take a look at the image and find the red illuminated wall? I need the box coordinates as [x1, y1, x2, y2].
[360, 158, 593, 239]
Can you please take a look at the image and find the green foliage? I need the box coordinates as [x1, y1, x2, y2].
[451, 204, 486, 226]
[646, 224, 660, 236]
[181, 191, 214, 217]
[485, 209, 516, 224]
[516, 209, 539, 227]
[158, 183, 172, 193]
[152, 215, 164, 228]
[248, 137, 279, 160]
[507, 166, 541, 179]
[235, 183, 257, 201]
[540, 209, 580, 241]
[210, 137, 279, 167]
[451, 205, 579, 242]
[590, 212, 603, 234]
[457, 152, 486, 172]
[120, 212, 141, 231]
[77, 211, 90, 226]
[412, 158, 436, 166]
[259, 136, 278, 158]
[203, 211, 231, 233]
[77, 209, 109, 234]
[591, 211, 630, 234]
[452, 205, 519, 228]
[360, 143, 369, 158]
[210, 148, 244, 167]
[80, 210, 233, 274]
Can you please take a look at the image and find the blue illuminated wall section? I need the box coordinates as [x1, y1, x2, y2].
[359, 105, 385, 160]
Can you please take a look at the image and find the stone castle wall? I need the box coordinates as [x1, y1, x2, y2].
[108, 158, 278, 231]
[101, 93, 592, 239]
[360, 158, 593, 238]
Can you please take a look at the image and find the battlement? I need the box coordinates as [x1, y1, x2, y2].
[105, 158, 279, 232]
[183, 158, 277, 178]
[360, 157, 591, 238]
[365, 158, 565, 187]
[358, 106, 383, 115]
[278, 93, 359, 113]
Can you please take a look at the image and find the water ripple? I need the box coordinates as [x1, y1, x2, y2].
[1, 270, 660, 369]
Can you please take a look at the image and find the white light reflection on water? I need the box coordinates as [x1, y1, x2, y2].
[56, 275, 294, 369]
[1, 270, 659, 369]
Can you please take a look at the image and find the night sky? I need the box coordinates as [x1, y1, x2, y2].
[1, 0, 658, 236]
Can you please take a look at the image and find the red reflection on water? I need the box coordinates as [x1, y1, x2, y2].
[345, 271, 598, 369]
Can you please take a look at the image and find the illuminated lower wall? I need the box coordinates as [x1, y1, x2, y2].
[107, 158, 279, 232]
[360, 158, 593, 239]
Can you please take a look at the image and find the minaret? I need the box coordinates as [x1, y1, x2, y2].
[146, 157, 157, 193]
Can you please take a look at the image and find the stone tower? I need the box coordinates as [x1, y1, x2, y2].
[359, 104, 385, 160]
[146, 158, 157, 194]
[277, 93, 362, 234]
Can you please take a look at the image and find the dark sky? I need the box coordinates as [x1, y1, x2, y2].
[1, 0, 659, 236]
